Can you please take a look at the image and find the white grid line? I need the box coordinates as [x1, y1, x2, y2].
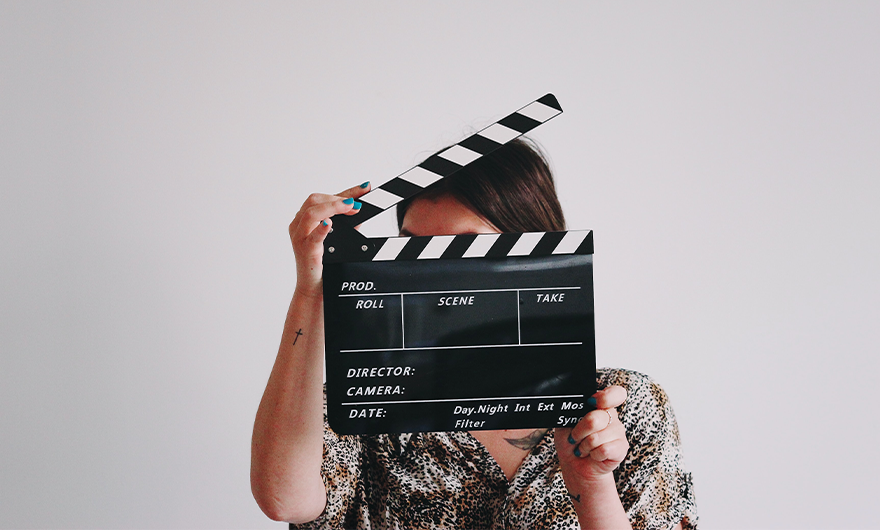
[341, 394, 584, 406]
[338, 286, 580, 297]
[340, 341, 582, 353]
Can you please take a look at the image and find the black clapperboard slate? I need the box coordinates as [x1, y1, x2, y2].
[322, 94, 596, 435]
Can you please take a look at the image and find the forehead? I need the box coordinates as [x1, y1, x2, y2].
[400, 195, 498, 237]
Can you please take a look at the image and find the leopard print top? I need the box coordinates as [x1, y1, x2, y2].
[290, 368, 697, 530]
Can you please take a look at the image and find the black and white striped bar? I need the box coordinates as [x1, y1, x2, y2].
[345, 94, 562, 226]
[325, 230, 593, 263]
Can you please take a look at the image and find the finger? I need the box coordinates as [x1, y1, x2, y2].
[590, 385, 627, 410]
[555, 426, 586, 453]
[305, 218, 333, 245]
[294, 193, 349, 224]
[580, 438, 629, 464]
[292, 195, 357, 239]
[289, 214, 333, 256]
[570, 408, 619, 443]
[340, 196, 364, 216]
[301, 192, 340, 208]
[573, 419, 625, 456]
[336, 181, 372, 199]
[335, 182, 371, 216]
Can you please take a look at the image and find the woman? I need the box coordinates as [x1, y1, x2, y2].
[251, 138, 697, 529]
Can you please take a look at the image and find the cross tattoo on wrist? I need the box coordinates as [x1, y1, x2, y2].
[293, 328, 303, 345]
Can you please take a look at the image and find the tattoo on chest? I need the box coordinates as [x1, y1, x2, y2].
[503, 429, 548, 450]
[293, 328, 303, 345]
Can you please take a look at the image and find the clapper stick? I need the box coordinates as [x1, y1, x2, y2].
[323, 94, 563, 263]
[320, 94, 596, 435]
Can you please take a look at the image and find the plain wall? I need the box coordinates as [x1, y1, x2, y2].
[1, 2, 878, 528]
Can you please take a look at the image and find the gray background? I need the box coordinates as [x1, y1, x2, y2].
[2, 1, 878, 528]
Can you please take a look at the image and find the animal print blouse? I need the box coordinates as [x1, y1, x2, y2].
[291, 368, 698, 530]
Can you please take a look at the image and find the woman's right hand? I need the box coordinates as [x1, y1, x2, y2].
[251, 181, 372, 523]
[288, 182, 372, 298]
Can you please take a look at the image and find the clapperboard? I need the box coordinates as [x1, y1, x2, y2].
[323, 94, 596, 435]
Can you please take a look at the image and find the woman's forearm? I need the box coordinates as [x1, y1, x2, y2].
[567, 474, 632, 530]
[251, 289, 327, 523]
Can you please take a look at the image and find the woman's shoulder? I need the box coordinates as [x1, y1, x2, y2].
[598, 368, 697, 529]
[597, 367, 662, 393]
[596, 367, 679, 434]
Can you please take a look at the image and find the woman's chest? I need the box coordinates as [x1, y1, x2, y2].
[470, 429, 547, 481]
[357, 432, 577, 529]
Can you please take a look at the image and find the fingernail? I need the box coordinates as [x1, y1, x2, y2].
[573, 447, 581, 458]
[360, 181, 370, 188]
[586, 397, 597, 410]
[321, 220, 329, 227]
[568, 434, 576, 445]
[352, 201, 362, 210]
[342, 198, 354, 205]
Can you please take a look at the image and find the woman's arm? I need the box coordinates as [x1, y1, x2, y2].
[557, 371, 697, 530]
[555, 386, 633, 530]
[251, 288, 328, 523]
[250, 184, 369, 523]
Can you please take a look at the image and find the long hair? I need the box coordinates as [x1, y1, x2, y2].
[396, 137, 566, 233]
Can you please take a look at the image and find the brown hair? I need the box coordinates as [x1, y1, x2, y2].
[396, 137, 566, 233]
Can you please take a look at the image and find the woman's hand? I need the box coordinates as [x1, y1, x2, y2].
[555, 385, 629, 482]
[554, 386, 632, 528]
[288, 182, 371, 298]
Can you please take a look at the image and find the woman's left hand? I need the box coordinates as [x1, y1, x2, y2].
[554, 385, 629, 482]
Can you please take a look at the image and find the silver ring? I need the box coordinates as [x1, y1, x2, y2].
[605, 409, 613, 429]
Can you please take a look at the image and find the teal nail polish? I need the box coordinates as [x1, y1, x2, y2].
[360, 181, 370, 188]
[573, 447, 581, 458]
[342, 197, 354, 205]
[568, 434, 576, 445]
[586, 397, 597, 410]
[321, 220, 329, 227]
[352, 201, 362, 210]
